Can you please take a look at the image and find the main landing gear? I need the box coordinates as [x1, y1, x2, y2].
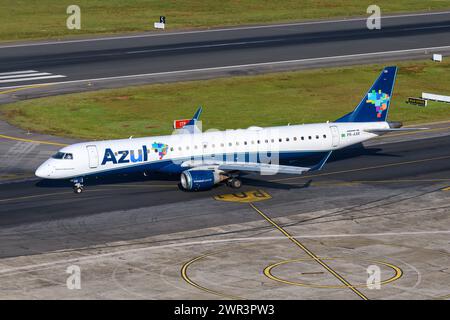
[227, 177, 242, 189]
[71, 177, 84, 194]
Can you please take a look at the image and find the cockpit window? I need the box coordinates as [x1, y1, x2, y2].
[52, 152, 65, 159]
[52, 152, 73, 160]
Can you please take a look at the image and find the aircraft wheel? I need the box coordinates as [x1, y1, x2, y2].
[74, 186, 83, 194]
[229, 178, 242, 189]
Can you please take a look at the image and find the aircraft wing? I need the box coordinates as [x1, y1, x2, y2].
[217, 162, 311, 175]
[180, 151, 332, 175]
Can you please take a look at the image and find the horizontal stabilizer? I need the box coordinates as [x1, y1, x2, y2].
[364, 128, 428, 135]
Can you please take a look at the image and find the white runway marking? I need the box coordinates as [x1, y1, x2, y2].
[0, 70, 37, 76]
[0, 70, 66, 84]
[0, 72, 52, 80]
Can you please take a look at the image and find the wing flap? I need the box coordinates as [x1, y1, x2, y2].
[218, 162, 311, 175]
[181, 151, 333, 175]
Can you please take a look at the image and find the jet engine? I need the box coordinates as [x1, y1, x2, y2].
[180, 170, 225, 191]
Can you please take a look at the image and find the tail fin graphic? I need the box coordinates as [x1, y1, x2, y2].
[335, 66, 398, 122]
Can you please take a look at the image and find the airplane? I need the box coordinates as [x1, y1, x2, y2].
[35, 66, 422, 193]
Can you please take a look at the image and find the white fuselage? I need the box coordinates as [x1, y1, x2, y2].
[35, 121, 389, 179]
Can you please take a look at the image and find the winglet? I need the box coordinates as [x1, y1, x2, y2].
[310, 151, 332, 171]
[193, 106, 202, 120]
[181, 106, 203, 134]
[187, 106, 202, 125]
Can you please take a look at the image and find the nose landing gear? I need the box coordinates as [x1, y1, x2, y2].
[71, 177, 84, 194]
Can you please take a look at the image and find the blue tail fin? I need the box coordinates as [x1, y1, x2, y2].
[335, 66, 398, 123]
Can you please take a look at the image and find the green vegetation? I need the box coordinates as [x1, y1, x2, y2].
[1, 1, 449, 41]
[1, 60, 450, 140]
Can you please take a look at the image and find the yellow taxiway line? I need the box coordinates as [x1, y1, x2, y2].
[0, 134, 68, 147]
[0, 84, 52, 95]
[263, 257, 402, 289]
[181, 249, 245, 300]
[249, 202, 369, 300]
[0, 84, 68, 147]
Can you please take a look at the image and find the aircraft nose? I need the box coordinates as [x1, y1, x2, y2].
[35, 163, 53, 178]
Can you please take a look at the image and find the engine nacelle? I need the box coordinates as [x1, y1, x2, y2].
[180, 170, 222, 191]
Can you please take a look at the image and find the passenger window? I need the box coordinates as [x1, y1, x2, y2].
[323, 134, 327, 138]
[294, 137, 297, 141]
[316, 135, 319, 139]
[301, 137, 304, 140]
[286, 138, 289, 142]
[308, 136, 312, 140]
[279, 138, 282, 142]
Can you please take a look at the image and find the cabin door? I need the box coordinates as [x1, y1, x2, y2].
[86, 145, 99, 168]
[330, 126, 340, 148]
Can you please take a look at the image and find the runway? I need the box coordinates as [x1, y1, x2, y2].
[1, 11, 450, 96]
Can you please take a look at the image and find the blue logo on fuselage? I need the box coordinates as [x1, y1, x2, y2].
[101, 145, 148, 165]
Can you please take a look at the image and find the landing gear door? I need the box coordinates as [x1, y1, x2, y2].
[330, 125, 340, 148]
[86, 145, 99, 169]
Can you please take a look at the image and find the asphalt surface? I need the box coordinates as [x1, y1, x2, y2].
[1, 11, 450, 94]
[0, 133, 449, 259]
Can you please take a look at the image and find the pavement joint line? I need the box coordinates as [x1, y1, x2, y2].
[248, 202, 369, 300]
